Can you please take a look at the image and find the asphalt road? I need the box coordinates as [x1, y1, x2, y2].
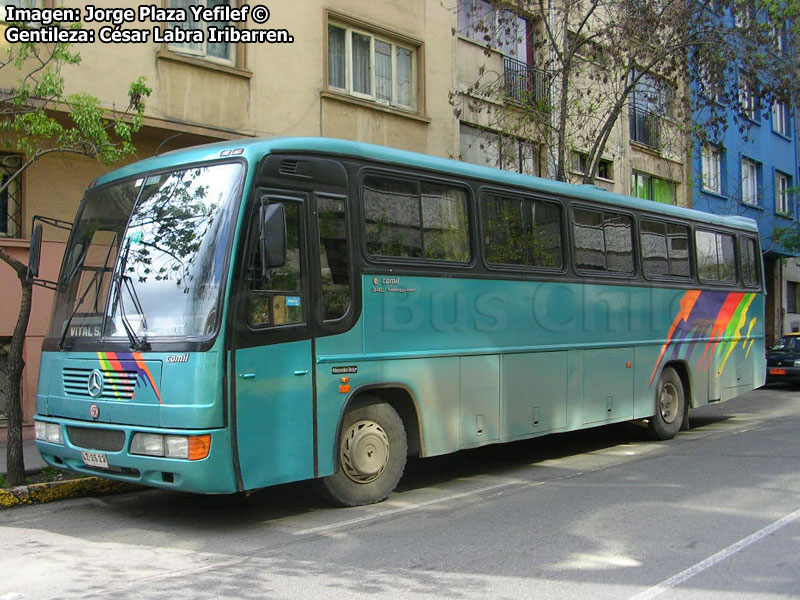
[1, 385, 799, 600]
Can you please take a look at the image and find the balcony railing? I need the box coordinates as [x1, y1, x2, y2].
[504, 56, 551, 107]
[629, 105, 661, 149]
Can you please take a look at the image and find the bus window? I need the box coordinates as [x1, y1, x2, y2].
[572, 208, 634, 273]
[363, 174, 469, 262]
[481, 193, 563, 269]
[247, 202, 304, 327]
[640, 220, 690, 279]
[740, 237, 759, 286]
[317, 196, 351, 321]
[696, 230, 736, 283]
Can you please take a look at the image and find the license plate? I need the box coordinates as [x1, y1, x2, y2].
[81, 451, 109, 469]
[769, 368, 787, 375]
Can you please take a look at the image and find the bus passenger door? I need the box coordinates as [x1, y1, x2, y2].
[232, 193, 315, 490]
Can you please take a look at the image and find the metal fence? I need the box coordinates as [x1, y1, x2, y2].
[504, 56, 551, 108]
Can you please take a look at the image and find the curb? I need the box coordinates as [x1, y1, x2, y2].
[0, 477, 142, 509]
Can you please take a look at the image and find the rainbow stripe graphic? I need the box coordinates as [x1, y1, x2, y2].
[649, 290, 758, 386]
[96, 351, 162, 403]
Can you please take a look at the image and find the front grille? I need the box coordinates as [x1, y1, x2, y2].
[66, 426, 125, 452]
[62, 367, 137, 399]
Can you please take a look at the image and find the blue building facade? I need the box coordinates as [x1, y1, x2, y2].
[690, 45, 799, 344]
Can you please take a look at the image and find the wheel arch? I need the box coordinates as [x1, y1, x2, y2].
[661, 360, 693, 408]
[336, 383, 424, 459]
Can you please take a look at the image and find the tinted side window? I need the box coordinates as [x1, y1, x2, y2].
[482, 193, 563, 269]
[317, 196, 351, 321]
[573, 208, 634, 273]
[741, 237, 759, 286]
[696, 230, 736, 282]
[363, 174, 469, 262]
[641, 220, 690, 278]
[247, 202, 304, 327]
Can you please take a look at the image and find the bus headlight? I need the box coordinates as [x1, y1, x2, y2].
[131, 433, 164, 456]
[794, 360, 800, 368]
[165, 435, 189, 458]
[131, 433, 210, 460]
[34, 421, 63, 445]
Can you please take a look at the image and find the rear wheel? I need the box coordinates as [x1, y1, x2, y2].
[649, 367, 685, 440]
[319, 400, 407, 507]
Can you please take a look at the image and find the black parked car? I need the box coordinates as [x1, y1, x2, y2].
[766, 333, 800, 383]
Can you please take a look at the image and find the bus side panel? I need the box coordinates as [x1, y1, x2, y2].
[459, 355, 500, 447]
[502, 352, 567, 440]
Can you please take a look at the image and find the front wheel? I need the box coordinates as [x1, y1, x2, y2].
[649, 367, 686, 440]
[319, 400, 407, 507]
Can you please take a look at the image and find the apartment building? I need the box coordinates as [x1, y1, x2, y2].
[689, 9, 799, 345]
[453, 0, 690, 206]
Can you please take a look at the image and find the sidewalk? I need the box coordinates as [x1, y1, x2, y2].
[1, 438, 47, 476]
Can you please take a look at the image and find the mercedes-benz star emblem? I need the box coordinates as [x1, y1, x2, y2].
[87, 369, 104, 398]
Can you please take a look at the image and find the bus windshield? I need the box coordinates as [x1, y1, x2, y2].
[49, 162, 243, 344]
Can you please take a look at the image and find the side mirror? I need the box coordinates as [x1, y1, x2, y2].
[27, 223, 43, 281]
[259, 202, 286, 272]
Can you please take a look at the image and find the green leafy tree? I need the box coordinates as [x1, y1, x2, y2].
[0, 33, 151, 486]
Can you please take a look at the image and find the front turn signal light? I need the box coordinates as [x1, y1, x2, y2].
[188, 435, 211, 461]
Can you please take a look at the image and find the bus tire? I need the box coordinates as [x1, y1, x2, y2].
[649, 367, 685, 441]
[319, 400, 407, 507]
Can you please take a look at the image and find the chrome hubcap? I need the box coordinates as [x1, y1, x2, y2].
[659, 381, 679, 424]
[340, 420, 390, 484]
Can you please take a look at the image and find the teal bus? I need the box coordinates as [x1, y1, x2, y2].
[33, 137, 765, 506]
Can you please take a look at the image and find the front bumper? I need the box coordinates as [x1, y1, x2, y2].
[34, 416, 238, 494]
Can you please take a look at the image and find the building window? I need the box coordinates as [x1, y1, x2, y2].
[738, 74, 758, 121]
[701, 144, 722, 194]
[328, 22, 416, 111]
[632, 170, 676, 205]
[167, 0, 235, 64]
[696, 61, 722, 102]
[741, 158, 759, 205]
[629, 71, 672, 149]
[570, 151, 614, 181]
[460, 123, 538, 175]
[788, 282, 800, 314]
[457, 0, 531, 61]
[3, 0, 41, 7]
[772, 102, 790, 136]
[776, 172, 791, 214]
[773, 21, 789, 54]
[0, 155, 22, 238]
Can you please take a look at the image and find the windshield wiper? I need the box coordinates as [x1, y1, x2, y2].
[58, 233, 118, 350]
[110, 238, 151, 352]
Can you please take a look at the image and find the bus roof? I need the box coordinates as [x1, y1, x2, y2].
[93, 136, 758, 233]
